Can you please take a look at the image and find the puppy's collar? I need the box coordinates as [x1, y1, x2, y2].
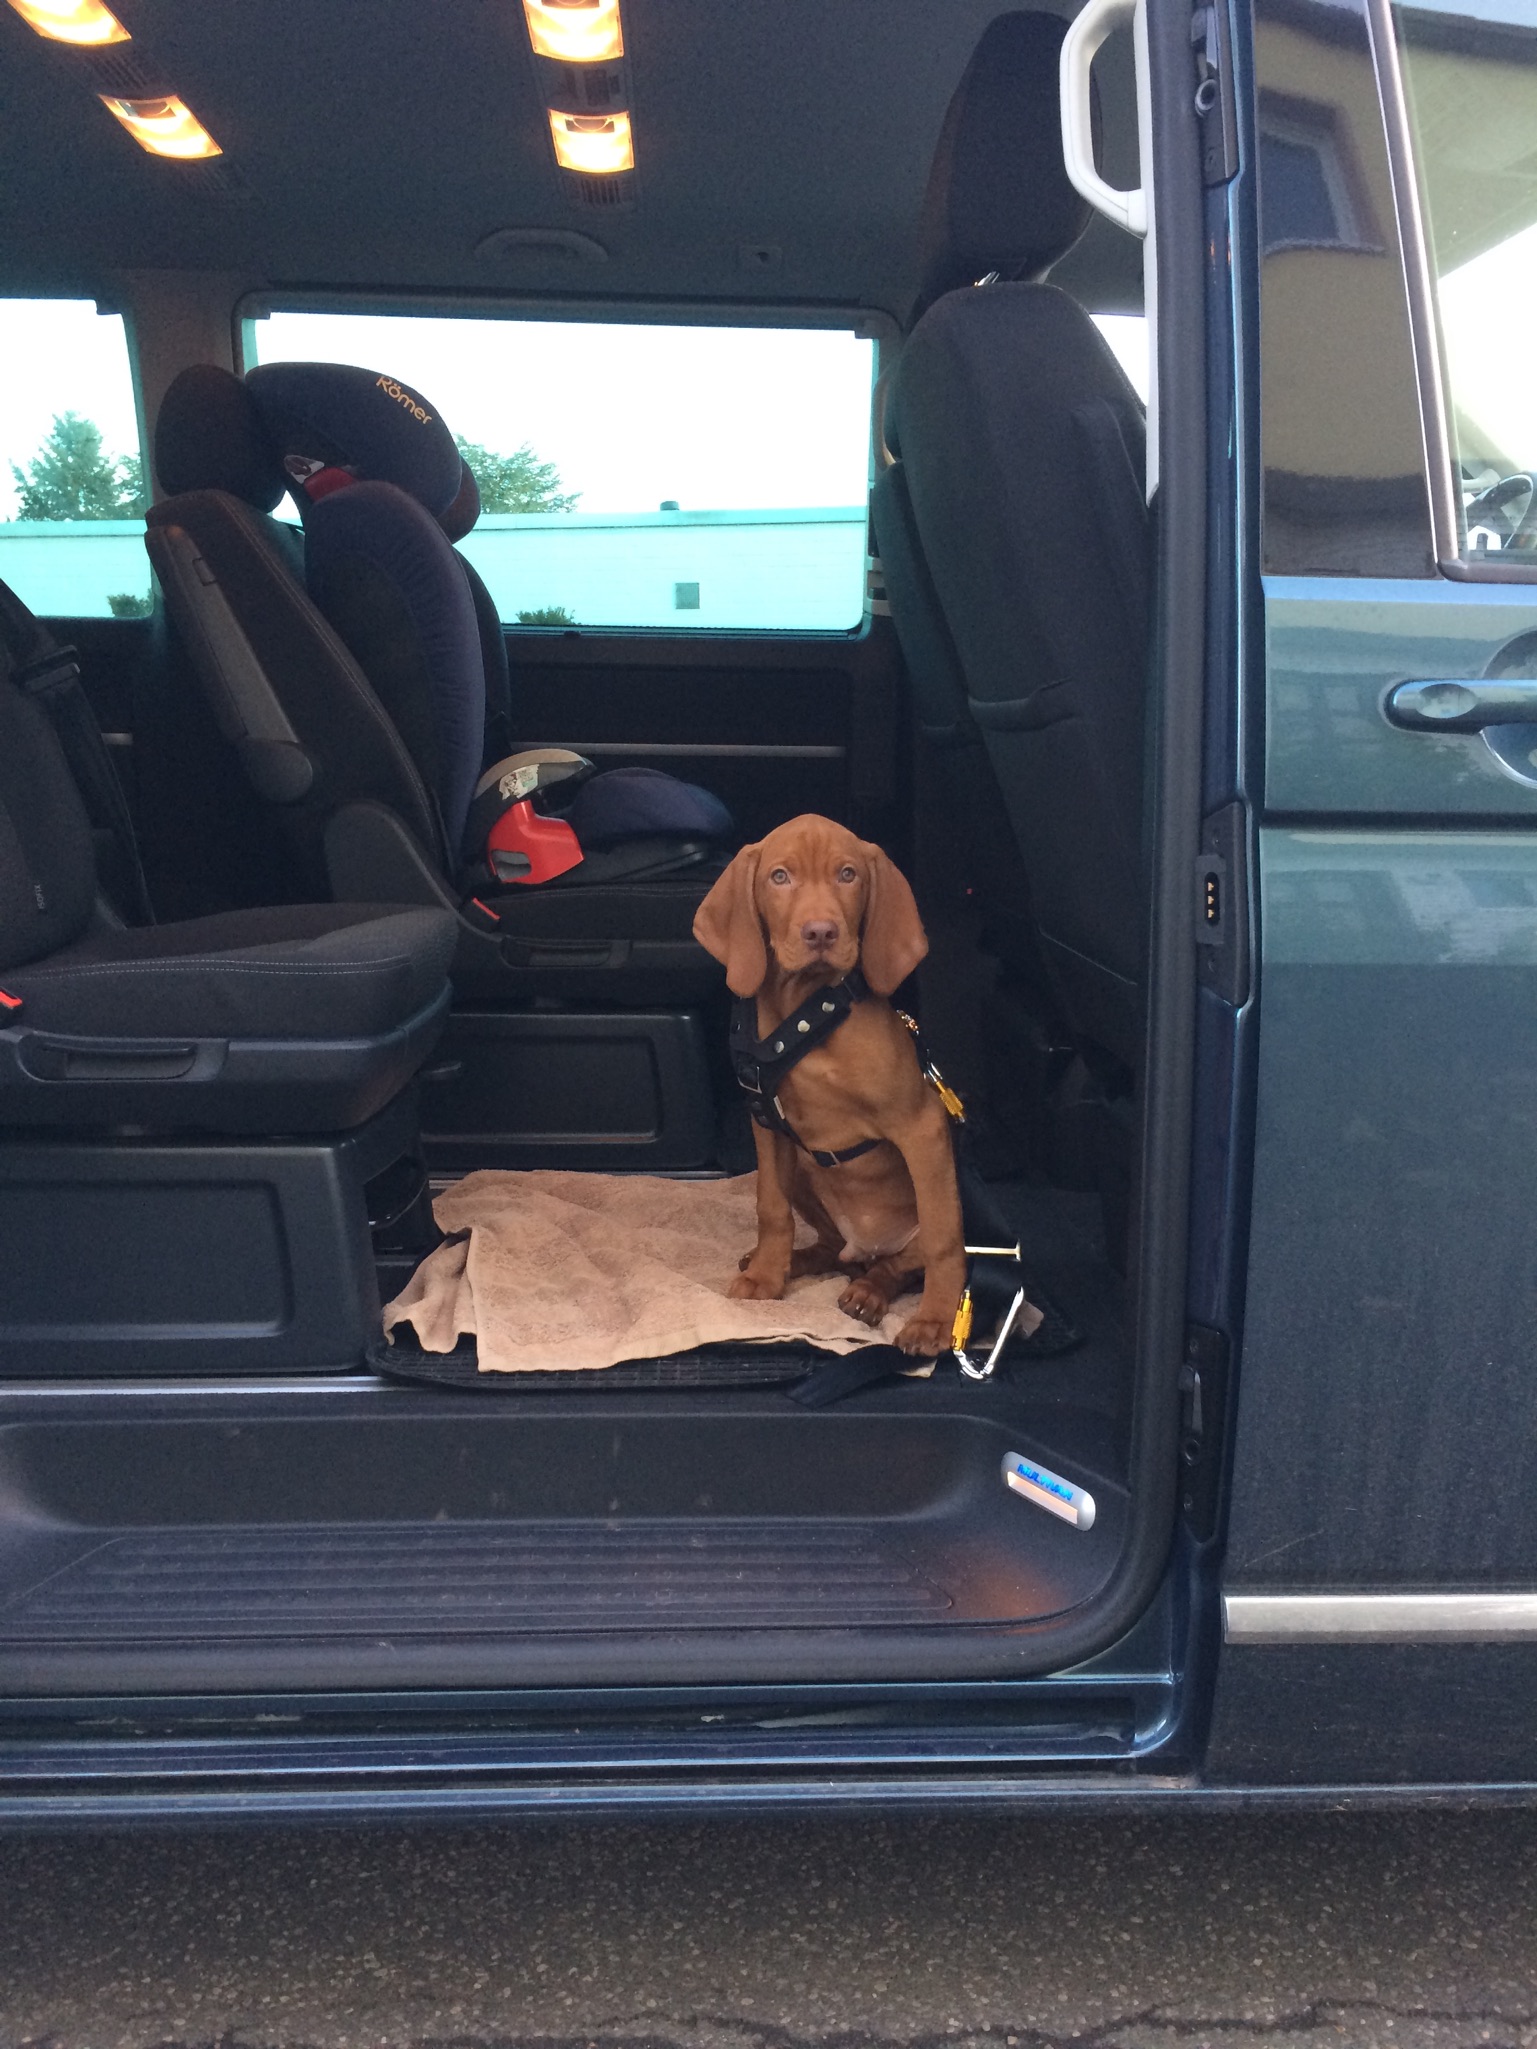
[728, 969, 884, 1167]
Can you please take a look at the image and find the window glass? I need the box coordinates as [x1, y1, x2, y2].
[1392, 0, 1537, 560]
[245, 311, 875, 631]
[0, 299, 150, 619]
[1090, 314, 1150, 403]
[1254, 0, 1434, 577]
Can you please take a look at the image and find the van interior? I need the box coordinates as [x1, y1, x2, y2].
[0, 0, 1207, 1736]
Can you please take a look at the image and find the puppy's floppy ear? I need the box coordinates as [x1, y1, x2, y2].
[692, 844, 767, 995]
[859, 844, 928, 995]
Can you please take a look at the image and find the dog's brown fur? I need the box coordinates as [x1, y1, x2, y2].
[693, 814, 966, 1356]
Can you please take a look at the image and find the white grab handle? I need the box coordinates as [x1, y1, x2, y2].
[1060, 0, 1148, 238]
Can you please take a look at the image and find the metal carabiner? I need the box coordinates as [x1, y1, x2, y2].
[956, 1284, 1031, 1381]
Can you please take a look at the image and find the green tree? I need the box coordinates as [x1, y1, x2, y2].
[10, 412, 145, 520]
[455, 434, 579, 515]
[515, 604, 576, 626]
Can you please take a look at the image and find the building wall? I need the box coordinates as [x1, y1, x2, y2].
[0, 522, 152, 617]
[0, 507, 870, 631]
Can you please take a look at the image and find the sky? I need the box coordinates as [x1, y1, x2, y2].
[253, 311, 877, 514]
[1438, 219, 1537, 474]
[1, 299, 144, 519]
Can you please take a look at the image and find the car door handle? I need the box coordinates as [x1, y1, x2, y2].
[1386, 678, 1537, 731]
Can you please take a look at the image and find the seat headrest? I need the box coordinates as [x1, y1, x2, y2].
[154, 365, 290, 513]
[244, 361, 466, 522]
[911, 11, 1096, 326]
[439, 457, 482, 543]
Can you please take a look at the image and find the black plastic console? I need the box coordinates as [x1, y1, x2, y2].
[0, 1091, 422, 1377]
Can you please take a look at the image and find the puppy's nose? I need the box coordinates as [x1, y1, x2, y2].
[801, 919, 838, 951]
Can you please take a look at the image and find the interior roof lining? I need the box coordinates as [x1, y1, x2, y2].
[0, 0, 1147, 323]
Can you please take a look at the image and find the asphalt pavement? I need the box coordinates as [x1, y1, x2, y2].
[2, 1807, 1536, 2049]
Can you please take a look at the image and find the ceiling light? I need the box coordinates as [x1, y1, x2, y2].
[548, 108, 632, 175]
[6, 0, 128, 44]
[523, 0, 622, 64]
[100, 94, 222, 158]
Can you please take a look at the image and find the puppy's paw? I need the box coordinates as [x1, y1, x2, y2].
[730, 1270, 785, 1301]
[893, 1312, 949, 1357]
[837, 1276, 888, 1327]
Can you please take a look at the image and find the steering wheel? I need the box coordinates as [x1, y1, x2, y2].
[1465, 472, 1537, 554]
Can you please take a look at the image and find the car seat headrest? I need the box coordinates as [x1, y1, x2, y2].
[439, 457, 482, 543]
[910, 11, 1097, 326]
[244, 361, 465, 521]
[154, 364, 290, 513]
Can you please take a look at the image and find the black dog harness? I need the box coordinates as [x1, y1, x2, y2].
[729, 969, 885, 1166]
[729, 969, 965, 1169]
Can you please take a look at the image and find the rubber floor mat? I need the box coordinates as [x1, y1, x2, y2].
[369, 1333, 819, 1392]
[1, 1524, 956, 1636]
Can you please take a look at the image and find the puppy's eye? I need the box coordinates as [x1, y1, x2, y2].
[768, 867, 791, 886]
[836, 864, 858, 884]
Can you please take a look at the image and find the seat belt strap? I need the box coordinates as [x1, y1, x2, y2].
[0, 581, 154, 926]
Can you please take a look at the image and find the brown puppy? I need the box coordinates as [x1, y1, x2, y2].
[693, 814, 966, 1356]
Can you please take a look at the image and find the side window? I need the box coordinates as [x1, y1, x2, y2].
[1255, 0, 1435, 577]
[243, 310, 876, 632]
[1385, 0, 1537, 571]
[1090, 314, 1150, 404]
[0, 299, 150, 619]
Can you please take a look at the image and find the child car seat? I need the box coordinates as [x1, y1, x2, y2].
[145, 362, 732, 1003]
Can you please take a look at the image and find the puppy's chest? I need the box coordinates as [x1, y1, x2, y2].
[772, 1038, 886, 1145]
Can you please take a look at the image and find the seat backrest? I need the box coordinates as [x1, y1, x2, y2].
[147, 363, 492, 885]
[878, 11, 1150, 1068]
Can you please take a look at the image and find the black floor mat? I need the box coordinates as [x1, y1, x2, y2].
[371, 1333, 823, 1393]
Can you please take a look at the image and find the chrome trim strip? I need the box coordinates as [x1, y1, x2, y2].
[1362, 0, 1462, 571]
[1224, 1592, 1537, 1643]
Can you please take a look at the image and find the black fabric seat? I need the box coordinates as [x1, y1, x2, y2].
[0, 591, 455, 1135]
[5, 902, 453, 1041]
[874, 11, 1150, 1071]
[146, 362, 728, 1005]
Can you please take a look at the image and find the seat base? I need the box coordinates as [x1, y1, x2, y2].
[0, 986, 450, 1135]
[419, 1008, 716, 1172]
[0, 1092, 422, 1377]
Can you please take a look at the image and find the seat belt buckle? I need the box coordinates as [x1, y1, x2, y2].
[15, 646, 81, 698]
[461, 895, 503, 932]
[0, 988, 23, 1021]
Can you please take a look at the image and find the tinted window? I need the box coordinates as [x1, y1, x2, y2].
[1255, 0, 1434, 577]
[244, 310, 875, 631]
[1391, 0, 1537, 562]
[0, 299, 150, 619]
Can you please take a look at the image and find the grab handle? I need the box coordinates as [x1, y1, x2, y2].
[1060, 0, 1148, 237]
[1386, 678, 1537, 732]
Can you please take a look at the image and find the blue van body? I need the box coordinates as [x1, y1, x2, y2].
[0, 0, 1534, 1820]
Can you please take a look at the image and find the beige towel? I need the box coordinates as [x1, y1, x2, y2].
[383, 1170, 932, 1373]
